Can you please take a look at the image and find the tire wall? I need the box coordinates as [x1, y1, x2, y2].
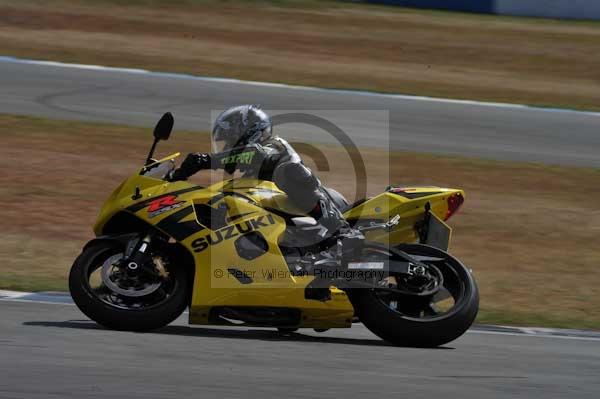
[358, 0, 600, 20]
[495, 0, 600, 20]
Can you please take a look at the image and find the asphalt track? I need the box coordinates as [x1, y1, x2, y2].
[1, 297, 599, 399]
[1, 57, 600, 167]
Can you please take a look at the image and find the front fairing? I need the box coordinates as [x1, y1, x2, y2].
[207, 178, 306, 215]
[93, 171, 288, 237]
[93, 154, 182, 236]
[93, 172, 194, 236]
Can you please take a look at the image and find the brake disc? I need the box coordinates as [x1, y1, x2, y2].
[101, 253, 161, 297]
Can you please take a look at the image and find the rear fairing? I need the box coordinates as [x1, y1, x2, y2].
[343, 186, 464, 248]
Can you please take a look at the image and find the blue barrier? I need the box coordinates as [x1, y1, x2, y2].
[360, 0, 600, 20]
[496, 0, 600, 20]
[361, 0, 495, 13]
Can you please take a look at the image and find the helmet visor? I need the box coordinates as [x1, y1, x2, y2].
[211, 126, 239, 153]
[212, 136, 229, 153]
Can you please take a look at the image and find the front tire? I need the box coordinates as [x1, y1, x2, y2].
[349, 244, 479, 347]
[69, 241, 190, 331]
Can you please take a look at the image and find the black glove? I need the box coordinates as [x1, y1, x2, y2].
[169, 153, 212, 181]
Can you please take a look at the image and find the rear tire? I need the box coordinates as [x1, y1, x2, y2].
[69, 242, 190, 331]
[349, 244, 479, 347]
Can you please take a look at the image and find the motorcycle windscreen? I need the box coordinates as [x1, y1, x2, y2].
[425, 213, 452, 251]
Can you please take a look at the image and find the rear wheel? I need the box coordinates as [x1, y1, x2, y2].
[69, 241, 190, 331]
[349, 244, 478, 347]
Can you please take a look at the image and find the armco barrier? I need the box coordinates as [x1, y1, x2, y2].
[360, 0, 600, 20]
[495, 0, 600, 20]
[360, 1, 495, 13]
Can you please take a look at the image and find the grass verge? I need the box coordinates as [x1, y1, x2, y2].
[1, 114, 599, 329]
[1, 0, 600, 110]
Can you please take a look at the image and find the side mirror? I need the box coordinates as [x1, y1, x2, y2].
[153, 112, 174, 141]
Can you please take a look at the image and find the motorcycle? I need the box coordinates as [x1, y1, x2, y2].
[69, 113, 478, 347]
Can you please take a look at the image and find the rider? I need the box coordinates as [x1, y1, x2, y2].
[170, 105, 347, 234]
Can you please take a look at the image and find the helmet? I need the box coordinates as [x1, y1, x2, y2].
[212, 105, 272, 153]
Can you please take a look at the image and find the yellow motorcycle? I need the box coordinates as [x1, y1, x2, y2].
[69, 113, 478, 347]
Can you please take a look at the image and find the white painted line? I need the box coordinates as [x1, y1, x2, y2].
[0, 289, 31, 300]
[2, 55, 600, 117]
[520, 327, 540, 335]
[0, 297, 75, 306]
[466, 329, 600, 342]
[0, 289, 74, 304]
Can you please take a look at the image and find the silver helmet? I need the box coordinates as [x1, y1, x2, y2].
[212, 105, 272, 153]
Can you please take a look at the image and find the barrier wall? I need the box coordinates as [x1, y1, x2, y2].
[495, 0, 600, 20]
[360, 1, 494, 13]
[361, 0, 600, 20]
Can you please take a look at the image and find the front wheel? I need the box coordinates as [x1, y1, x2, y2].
[349, 244, 479, 347]
[69, 240, 191, 331]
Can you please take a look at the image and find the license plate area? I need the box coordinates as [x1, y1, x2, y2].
[425, 213, 452, 251]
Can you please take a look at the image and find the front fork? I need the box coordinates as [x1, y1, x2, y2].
[122, 234, 155, 276]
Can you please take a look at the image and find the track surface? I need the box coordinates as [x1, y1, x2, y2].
[1, 300, 599, 399]
[2, 58, 600, 397]
[1, 57, 600, 167]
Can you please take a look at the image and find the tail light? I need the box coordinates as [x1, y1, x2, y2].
[445, 193, 464, 221]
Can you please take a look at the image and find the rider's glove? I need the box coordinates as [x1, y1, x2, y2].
[169, 152, 212, 181]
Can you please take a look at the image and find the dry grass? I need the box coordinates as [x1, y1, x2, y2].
[1, 114, 599, 329]
[1, 0, 600, 110]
